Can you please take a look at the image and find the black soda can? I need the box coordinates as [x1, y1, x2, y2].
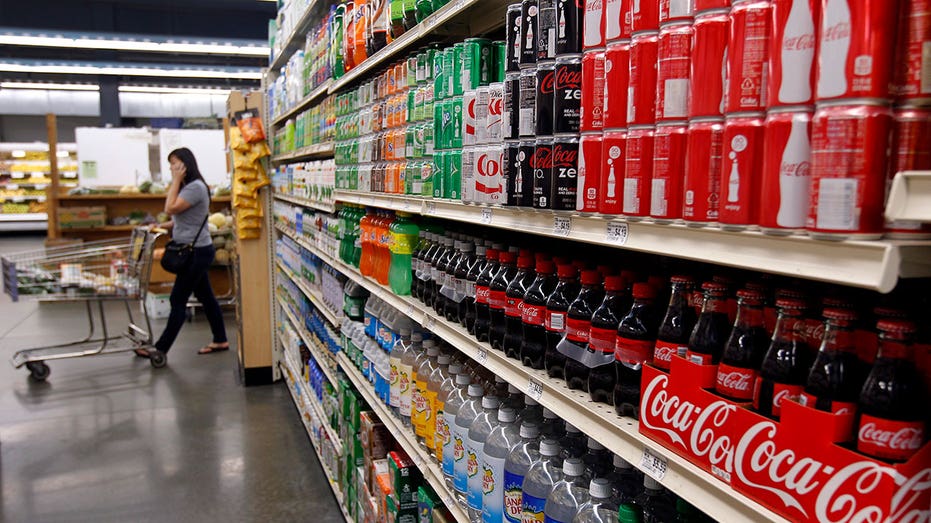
[504, 140, 521, 206]
[516, 140, 536, 207]
[519, 68, 537, 137]
[554, 55, 582, 134]
[519, 0, 538, 67]
[537, 0, 556, 61]
[506, 4, 523, 73]
[504, 72, 521, 140]
[555, 0, 582, 55]
[535, 61, 556, 136]
[531, 136, 554, 210]
[552, 134, 579, 211]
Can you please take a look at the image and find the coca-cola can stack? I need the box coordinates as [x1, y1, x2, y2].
[579, 0, 606, 214]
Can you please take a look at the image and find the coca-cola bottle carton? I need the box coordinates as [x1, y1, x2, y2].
[563, 269, 605, 391]
[801, 308, 867, 424]
[490, 251, 520, 351]
[716, 289, 770, 402]
[753, 298, 814, 420]
[685, 282, 732, 365]
[504, 254, 538, 359]
[652, 275, 697, 371]
[475, 245, 503, 343]
[614, 283, 662, 417]
[544, 264, 582, 380]
[588, 275, 630, 404]
[521, 260, 559, 369]
[857, 320, 928, 463]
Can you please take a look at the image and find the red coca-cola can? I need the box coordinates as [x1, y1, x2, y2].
[727, 0, 772, 113]
[605, 0, 629, 41]
[628, 31, 659, 125]
[894, 0, 931, 103]
[886, 106, 931, 238]
[768, 0, 819, 108]
[808, 100, 894, 239]
[583, 0, 606, 49]
[604, 41, 631, 128]
[623, 125, 656, 218]
[581, 50, 606, 131]
[815, 0, 900, 101]
[651, 121, 688, 221]
[759, 107, 814, 234]
[720, 112, 766, 229]
[631, 0, 659, 32]
[683, 117, 725, 224]
[656, 21, 693, 121]
[694, 0, 730, 12]
[600, 128, 627, 214]
[578, 131, 604, 212]
[689, 9, 729, 118]
[660, 0, 694, 23]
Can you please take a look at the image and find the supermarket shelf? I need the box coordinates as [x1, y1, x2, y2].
[0, 212, 47, 231]
[273, 192, 336, 213]
[0, 195, 46, 202]
[276, 223, 790, 523]
[337, 351, 469, 523]
[59, 194, 232, 202]
[271, 142, 336, 164]
[277, 295, 342, 388]
[272, 80, 334, 127]
[276, 259, 346, 327]
[269, 0, 325, 72]
[886, 170, 931, 223]
[280, 361, 353, 523]
[0, 212, 46, 222]
[333, 190, 931, 293]
[0, 182, 49, 188]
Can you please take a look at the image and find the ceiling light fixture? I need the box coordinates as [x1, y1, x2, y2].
[0, 30, 269, 57]
[0, 60, 262, 80]
[0, 81, 99, 91]
[119, 85, 231, 95]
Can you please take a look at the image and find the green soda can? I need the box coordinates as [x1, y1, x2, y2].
[407, 55, 418, 87]
[413, 124, 426, 158]
[407, 89, 417, 123]
[332, 7, 345, 79]
[431, 0, 447, 14]
[461, 38, 491, 90]
[434, 49, 447, 100]
[492, 40, 507, 82]
[424, 48, 437, 82]
[413, 86, 424, 122]
[447, 44, 464, 97]
[405, 161, 420, 195]
[405, 125, 415, 159]
[445, 149, 462, 200]
[439, 98, 454, 150]
[432, 151, 446, 198]
[423, 121, 435, 157]
[450, 95, 463, 149]
[420, 160, 434, 198]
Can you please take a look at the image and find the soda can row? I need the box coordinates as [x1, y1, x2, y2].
[461, 145, 505, 205]
[509, 0, 584, 70]
[463, 83, 505, 146]
[503, 134, 580, 211]
[433, 39, 508, 101]
[504, 57, 584, 139]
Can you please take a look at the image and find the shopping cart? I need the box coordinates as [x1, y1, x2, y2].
[2, 227, 166, 380]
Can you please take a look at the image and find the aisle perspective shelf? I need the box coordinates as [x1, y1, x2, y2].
[332, 190, 931, 293]
[277, 259, 345, 327]
[275, 222, 790, 523]
[272, 142, 336, 164]
[273, 192, 336, 213]
[277, 294, 342, 391]
[272, 80, 333, 127]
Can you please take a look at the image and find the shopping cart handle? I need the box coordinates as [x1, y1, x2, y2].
[151, 227, 169, 235]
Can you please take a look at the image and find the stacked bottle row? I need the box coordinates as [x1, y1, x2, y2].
[268, 10, 334, 119]
[273, 201, 341, 256]
[271, 159, 336, 205]
[271, 95, 336, 156]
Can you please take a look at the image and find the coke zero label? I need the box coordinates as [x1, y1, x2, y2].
[552, 136, 580, 211]
[554, 56, 583, 133]
[515, 140, 536, 207]
[532, 138, 555, 209]
[536, 63, 556, 135]
[504, 140, 522, 206]
[555, 0, 583, 55]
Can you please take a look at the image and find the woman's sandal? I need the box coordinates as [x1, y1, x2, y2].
[198, 344, 230, 355]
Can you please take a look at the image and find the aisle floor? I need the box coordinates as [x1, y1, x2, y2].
[0, 234, 344, 523]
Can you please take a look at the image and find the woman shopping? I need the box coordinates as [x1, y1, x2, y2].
[136, 147, 228, 362]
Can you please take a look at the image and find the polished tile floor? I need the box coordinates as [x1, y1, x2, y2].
[0, 234, 343, 523]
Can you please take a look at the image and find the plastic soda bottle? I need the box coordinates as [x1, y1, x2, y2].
[543, 457, 590, 523]
[455, 384, 485, 507]
[443, 369, 472, 488]
[468, 395, 501, 521]
[521, 439, 564, 523]
[389, 211, 420, 295]
[482, 407, 521, 523]
[503, 421, 541, 523]
[572, 478, 617, 523]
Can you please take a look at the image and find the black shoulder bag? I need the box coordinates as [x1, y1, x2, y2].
[161, 213, 209, 274]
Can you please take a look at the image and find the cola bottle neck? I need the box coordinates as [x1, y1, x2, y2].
[701, 294, 728, 314]
[876, 338, 913, 361]
[667, 284, 691, 309]
[820, 323, 856, 354]
[734, 302, 765, 328]
[773, 311, 804, 342]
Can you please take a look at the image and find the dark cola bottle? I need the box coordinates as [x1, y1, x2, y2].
[564, 270, 605, 391]
[753, 298, 814, 420]
[544, 264, 582, 380]
[613, 283, 662, 417]
[520, 260, 558, 369]
[802, 308, 866, 419]
[423, 234, 447, 308]
[454, 240, 478, 328]
[504, 254, 537, 359]
[417, 232, 439, 304]
[463, 242, 487, 334]
[716, 289, 770, 402]
[411, 231, 429, 301]
[588, 275, 628, 404]
[652, 276, 697, 371]
[857, 320, 927, 462]
[685, 282, 732, 366]
[490, 251, 519, 350]
[433, 236, 456, 316]
[474, 244, 503, 343]
[443, 240, 467, 322]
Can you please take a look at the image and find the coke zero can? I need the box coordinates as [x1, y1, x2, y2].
[886, 106, 931, 238]
[478, 144, 506, 205]
[583, 0, 606, 49]
[894, 0, 931, 104]
[487, 82, 505, 142]
[600, 128, 627, 214]
[507, 4, 523, 73]
[539, 0, 557, 61]
[556, 0, 583, 55]
[519, 68, 538, 136]
[623, 124, 655, 218]
[604, 0, 629, 41]
[683, 117, 725, 224]
[581, 50, 606, 131]
[660, 0, 694, 23]
[726, 0, 772, 113]
[555, 55, 583, 133]
[461, 146, 478, 203]
[577, 131, 604, 212]
[504, 140, 522, 206]
[651, 121, 688, 221]
[520, 0, 540, 66]
[628, 31, 659, 125]
[631, 0, 659, 31]
[690, 9, 729, 117]
[816, 0, 899, 101]
[656, 21, 693, 121]
[552, 134, 581, 211]
[808, 100, 894, 239]
[504, 71, 522, 139]
[532, 137, 555, 209]
[759, 107, 813, 234]
[516, 139, 537, 206]
[604, 41, 630, 128]
[720, 112, 766, 229]
[536, 61, 557, 135]
[768, 0, 818, 108]
[463, 90, 479, 146]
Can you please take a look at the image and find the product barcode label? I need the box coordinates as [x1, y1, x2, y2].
[553, 216, 571, 237]
[476, 349, 487, 364]
[640, 447, 668, 481]
[605, 221, 629, 245]
[527, 379, 544, 401]
[481, 208, 493, 224]
[816, 178, 858, 231]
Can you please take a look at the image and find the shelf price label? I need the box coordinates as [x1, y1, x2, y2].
[553, 216, 572, 237]
[527, 379, 544, 402]
[11, 173, 25, 179]
[401, 199, 412, 211]
[476, 349, 487, 365]
[481, 208, 493, 224]
[425, 201, 436, 215]
[640, 447, 668, 481]
[406, 303, 415, 316]
[423, 314, 437, 330]
[606, 221, 629, 245]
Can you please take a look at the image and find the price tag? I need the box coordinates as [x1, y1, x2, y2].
[425, 201, 436, 214]
[476, 349, 487, 365]
[640, 447, 669, 481]
[527, 379, 544, 401]
[424, 315, 437, 330]
[606, 221, 629, 245]
[11, 173, 25, 179]
[481, 208, 493, 224]
[553, 216, 572, 237]
[406, 303, 415, 316]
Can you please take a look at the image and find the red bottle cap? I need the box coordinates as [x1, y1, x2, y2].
[701, 282, 728, 295]
[604, 275, 625, 292]
[486, 249, 500, 261]
[775, 298, 807, 310]
[557, 264, 578, 279]
[520, 248, 534, 259]
[823, 308, 858, 322]
[517, 256, 534, 269]
[647, 275, 666, 290]
[581, 270, 601, 285]
[736, 289, 765, 301]
[553, 256, 571, 265]
[822, 296, 854, 309]
[632, 283, 656, 300]
[873, 306, 910, 320]
[670, 275, 694, 285]
[745, 282, 768, 293]
[572, 260, 588, 271]
[536, 260, 556, 274]
[500, 251, 517, 264]
[877, 319, 917, 335]
[535, 252, 551, 263]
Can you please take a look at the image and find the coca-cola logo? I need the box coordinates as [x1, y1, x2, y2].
[773, 388, 792, 408]
[654, 345, 675, 363]
[585, 0, 600, 12]
[782, 33, 816, 52]
[552, 145, 578, 167]
[717, 371, 752, 392]
[538, 71, 555, 94]
[530, 146, 553, 169]
[555, 67, 583, 89]
[822, 21, 851, 42]
[488, 96, 503, 116]
[780, 160, 811, 178]
[859, 423, 924, 452]
[478, 154, 501, 176]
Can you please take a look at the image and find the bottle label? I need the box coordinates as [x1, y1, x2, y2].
[715, 363, 756, 401]
[652, 339, 685, 370]
[799, 393, 857, 416]
[506, 296, 524, 318]
[615, 336, 655, 369]
[522, 303, 547, 326]
[686, 349, 715, 365]
[443, 416, 458, 477]
[857, 414, 925, 462]
[435, 406, 448, 462]
[399, 364, 413, 416]
[752, 379, 804, 419]
[454, 429, 469, 493]
[521, 492, 547, 523]
[467, 439, 483, 509]
[545, 310, 566, 332]
[389, 357, 401, 407]
[589, 326, 616, 353]
[503, 469, 525, 523]
[412, 379, 431, 436]
[483, 455, 506, 523]
[476, 285, 491, 304]
[423, 389, 438, 449]
[390, 232, 415, 254]
[489, 289, 508, 310]
[565, 317, 591, 343]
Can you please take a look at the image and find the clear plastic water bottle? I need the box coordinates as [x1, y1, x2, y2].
[503, 422, 541, 523]
[572, 478, 618, 523]
[521, 439, 564, 523]
[433, 360, 460, 463]
[483, 407, 521, 523]
[443, 370, 472, 490]
[581, 438, 612, 481]
[635, 477, 677, 523]
[455, 384, 485, 507]
[607, 455, 643, 507]
[390, 327, 413, 414]
[399, 331, 422, 427]
[543, 458, 589, 523]
[468, 395, 501, 522]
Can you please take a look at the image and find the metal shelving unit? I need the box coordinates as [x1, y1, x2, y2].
[273, 192, 336, 213]
[277, 260, 345, 327]
[277, 294, 342, 390]
[271, 80, 334, 127]
[271, 142, 336, 164]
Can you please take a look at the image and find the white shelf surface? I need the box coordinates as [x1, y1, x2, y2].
[272, 80, 333, 127]
[276, 259, 345, 327]
[273, 192, 336, 213]
[271, 142, 335, 164]
[886, 170, 931, 223]
[276, 222, 791, 523]
[334, 190, 931, 293]
[277, 295, 342, 389]
[337, 351, 470, 523]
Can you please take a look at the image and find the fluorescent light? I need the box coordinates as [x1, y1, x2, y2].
[0, 60, 262, 80]
[119, 85, 231, 95]
[12, 150, 26, 158]
[0, 31, 269, 57]
[1, 81, 99, 91]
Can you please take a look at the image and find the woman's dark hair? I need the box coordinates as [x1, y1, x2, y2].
[168, 147, 207, 186]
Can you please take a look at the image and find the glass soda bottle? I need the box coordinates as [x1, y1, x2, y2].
[614, 283, 662, 417]
[464, 242, 488, 334]
[588, 275, 629, 404]
[716, 289, 770, 402]
[685, 282, 731, 365]
[564, 270, 605, 391]
[475, 245, 504, 343]
[545, 264, 582, 380]
[504, 254, 538, 359]
[753, 298, 813, 420]
[490, 251, 520, 351]
[521, 260, 558, 369]
[802, 308, 865, 417]
[653, 276, 697, 370]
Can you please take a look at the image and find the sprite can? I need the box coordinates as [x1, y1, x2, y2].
[462, 38, 492, 90]
[445, 149, 462, 200]
[433, 151, 446, 199]
[434, 48, 446, 100]
[450, 95, 463, 149]
[448, 43, 464, 96]
[424, 121, 435, 157]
